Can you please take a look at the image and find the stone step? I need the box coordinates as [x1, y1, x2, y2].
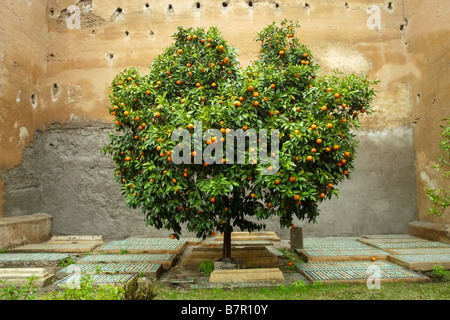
[57, 263, 162, 279]
[209, 268, 285, 283]
[0, 268, 55, 288]
[296, 248, 390, 262]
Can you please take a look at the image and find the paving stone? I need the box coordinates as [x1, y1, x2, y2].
[0, 253, 71, 267]
[209, 268, 285, 283]
[58, 263, 162, 279]
[55, 273, 137, 288]
[201, 239, 273, 247]
[78, 253, 176, 268]
[0, 268, 55, 288]
[388, 254, 450, 271]
[294, 261, 429, 284]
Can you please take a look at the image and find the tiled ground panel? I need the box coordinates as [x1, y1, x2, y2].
[60, 263, 161, 274]
[393, 254, 450, 263]
[265, 246, 284, 257]
[298, 248, 389, 257]
[296, 261, 397, 271]
[100, 239, 185, 251]
[79, 254, 174, 263]
[368, 241, 450, 250]
[362, 235, 419, 239]
[0, 253, 70, 262]
[56, 274, 136, 287]
[9, 243, 99, 253]
[303, 238, 371, 250]
[388, 248, 450, 255]
[295, 261, 428, 283]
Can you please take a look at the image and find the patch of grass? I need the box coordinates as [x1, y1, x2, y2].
[432, 265, 449, 281]
[58, 257, 76, 268]
[155, 281, 450, 300]
[198, 260, 215, 276]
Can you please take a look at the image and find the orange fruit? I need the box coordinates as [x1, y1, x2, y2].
[251, 193, 256, 198]
[211, 197, 216, 203]
[307, 156, 313, 161]
[316, 139, 323, 144]
[320, 193, 326, 199]
[155, 112, 161, 118]
[275, 180, 280, 185]
[170, 234, 175, 239]
[289, 177, 296, 183]
[294, 195, 300, 201]
[327, 123, 333, 129]
[321, 106, 328, 111]
[371, 257, 376, 262]
[288, 262, 293, 267]
[270, 84, 276, 89]
[334, 93, 341, 99]
[248, 86, 254, 92]
[188, 123, 194, 130]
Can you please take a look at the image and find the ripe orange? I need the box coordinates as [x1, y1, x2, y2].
[310, 124, 317, 130]
[170, 234, 175, 239]
[327, 123, 333, 129]
[253, 101, 259, 107]
[371, 257, 376, 262]
[334, 93, 341, 99]
[320, 193, 326, 199]
[176, 80, 181, 85]
[124, 111, 129, 116]
[211, 197, 216, 203]
[289, 177, 296, 183]
[294, 195, 300, 201]
[333, 145, 340, 150]
[316, 139, 322, 144]
[155, 112, 161, 118]
[344, 152, 350, 158]
[270, 83, 276, 89]
[321, 106, 328, 111]
[248, 86, 254, 92]
[307, 156, 313, 161]
[279, 50, 284, 55]
[251, 193, 256, 198]
[288, 262, 293, 267]
[188, 123, 194, 130]
[275, 180, 280, 185]
[211, 82, 217, 88]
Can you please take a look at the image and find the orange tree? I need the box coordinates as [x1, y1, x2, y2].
[103, 20, 378, 260]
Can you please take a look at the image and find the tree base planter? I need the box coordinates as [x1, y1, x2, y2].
[182, 246, 278, 268]
[209, 268, 285, 283]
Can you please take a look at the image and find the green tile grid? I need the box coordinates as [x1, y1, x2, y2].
[60, 263, 161, 274]
[0, 253, 70, 262]
[79, 253, 174, 263]
[56, 273, 136, 287]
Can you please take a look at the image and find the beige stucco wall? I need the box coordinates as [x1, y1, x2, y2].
[0, 0, 448, 236]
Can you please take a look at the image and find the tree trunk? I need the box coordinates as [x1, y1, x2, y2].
[222, 229, 232, 260]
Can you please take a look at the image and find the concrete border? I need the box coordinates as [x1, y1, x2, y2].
[0, 214, 52, 249]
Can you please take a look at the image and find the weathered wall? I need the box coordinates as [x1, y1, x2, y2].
[404, 0, 450, 224]
[1, 0, 447, 239]
[0, 0, 50, 217]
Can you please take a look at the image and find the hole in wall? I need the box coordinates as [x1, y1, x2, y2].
[222, 1, 229, 7]
[168, 4, 173, 10]
[344, 2, 349, 8]
[115, 7, 123, 13]
[304, 2, 310, 8]
[149, 30, 155, 37]
[195, 2, 201, 9]
[49, 8, 55, 16]
[92, 29, 95, 34]
[107, 53, 114, 60]
[30, 94, 37, 109]
[125, 30, 129, 37]
[275, 3, 280, 8]
[248, 1, 253, 7]
[388, 2, 393, 10]
[51, 83, 61, 101]
[145, 3, 150, 9]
